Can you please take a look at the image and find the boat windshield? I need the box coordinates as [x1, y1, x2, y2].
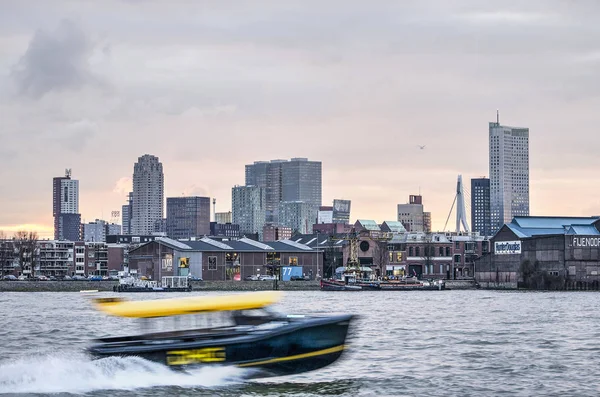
[137, 307, 282, 334]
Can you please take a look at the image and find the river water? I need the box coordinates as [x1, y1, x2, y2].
[1, 290, 599, 396]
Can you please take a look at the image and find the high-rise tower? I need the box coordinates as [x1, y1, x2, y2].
[53, 169, 81, 241]
[131, 154, 164, 235]
[489, 112, 529, 233]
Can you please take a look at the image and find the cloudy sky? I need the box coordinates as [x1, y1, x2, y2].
[1, 0, 599, 238]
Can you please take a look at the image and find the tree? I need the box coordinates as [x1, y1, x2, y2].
[421, 233, 435, 278]
[0, 230, 10, 277]
[372, 240, 389, 278]
[14, 231, 38, 278]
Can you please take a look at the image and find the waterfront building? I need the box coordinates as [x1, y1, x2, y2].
[128, 236, 321, 281]
[471, 178, 492, 236]
[215, 211, 232, 224]
[475, 216, 600, 289]
[279, 201, 317, 234]
[83, 219, 121, 242]
[53, 169, 81, 241]
[166, 197, 211, 239]
[397, 195, 431, 232]
[232, 185, 266, 237]
[37, 241, 74, 277]
[121, 192, 133, 235]
[131, 154, 164, 235]
[489, 114, 530, 233]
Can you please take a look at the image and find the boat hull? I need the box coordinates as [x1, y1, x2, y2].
[320, 279, 445, 291]
[88, 315, 352, 378]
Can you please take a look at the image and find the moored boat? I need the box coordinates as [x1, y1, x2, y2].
[88, 291, 354, 378]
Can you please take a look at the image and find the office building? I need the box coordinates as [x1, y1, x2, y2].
[215, 211, 232, 224]
[166, 197, 211, 239]
[262, 224, 293, 242]
[53, 169, 81, 241]
[279, 201, 317, 234]
[232, 185, 266, 237]
[397, 195, 431, 233]
[83, 219, 121, 242]
[244, 158, 322, 224]
[471, 178, 492, 236]
[317, 206, 334, 224]
[489, 114, 530, 232]
[131, 154, 164, 235]
[121, 192, 133, 235]
[332, 199, 351, 224]
[210, 222, 241, 238]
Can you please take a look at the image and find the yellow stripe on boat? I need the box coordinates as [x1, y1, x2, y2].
[238, 345, 346, 367]
[93, 291, 282, 318]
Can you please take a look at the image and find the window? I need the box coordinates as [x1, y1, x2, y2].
[289, 257, 298, 266]
[415, 247, 420, 256]
[208, 256, 217, 270]
[439, 247, 443, 256]
[396, 252, 402, 262]
[454, 241, 460, 249]
[409, 247, 413, 256]
[446, 247, 451, 256]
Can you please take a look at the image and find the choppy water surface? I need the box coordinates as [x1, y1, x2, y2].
[1, 290, 600, 396]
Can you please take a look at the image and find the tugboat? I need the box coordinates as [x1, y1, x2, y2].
[114, 275, 193, 293]
[88, 291, 354, 378]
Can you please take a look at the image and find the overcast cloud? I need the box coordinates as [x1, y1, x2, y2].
[0, 0, 599, 237]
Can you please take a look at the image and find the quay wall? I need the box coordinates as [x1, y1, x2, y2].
[445, 280, 479, 290]
[0, 280, 321, 292]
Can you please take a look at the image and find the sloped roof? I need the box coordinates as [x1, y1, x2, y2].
[512, 216, 600, 229]
[381, 221, 407, 233]
[146, 236, 315, 253]
[503, 216, 600, 238]
[355, 219, 380, 231]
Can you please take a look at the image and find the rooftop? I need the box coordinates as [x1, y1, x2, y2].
[503, 216, 600, 238]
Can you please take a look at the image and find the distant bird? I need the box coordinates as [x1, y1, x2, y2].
[418, 145, 426, 150]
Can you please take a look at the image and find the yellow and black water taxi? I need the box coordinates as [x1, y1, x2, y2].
[89, 291, 353, 378]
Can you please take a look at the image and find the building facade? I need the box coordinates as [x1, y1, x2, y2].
[279, 201, 317, 234]
[332, 199, 351, 224]
[128, 237, 321, 281]
[397, 195, 431, 232]
[475, 216, 600, 289]
[232, 185, 266, 237]
[210, 222, 241, 238]
[262, 225, 293, 242]
[244, 158, 322, 225]
[121, 192, 133, 235]
[83, 219, 121, 242]
[53, 170, 81, 241]
[489, 115, 530, 233]
[166, 196, 211, 239]
[215, 211, 232, 224]
[131, 154, 164, 235]
[471, 178, 491, 236]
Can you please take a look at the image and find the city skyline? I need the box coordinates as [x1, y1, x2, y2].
[1, 1, 600, 237]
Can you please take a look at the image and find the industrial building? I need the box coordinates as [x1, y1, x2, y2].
[475, 216, 600, 289]
[128, 237, 321, 281]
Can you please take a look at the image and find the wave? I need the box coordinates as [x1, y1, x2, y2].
[0, 353, 246, 394]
